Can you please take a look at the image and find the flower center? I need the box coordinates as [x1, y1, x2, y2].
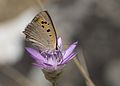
[41, 50, 63, 65]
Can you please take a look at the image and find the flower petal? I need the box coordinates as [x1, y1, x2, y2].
[61, 52, 77, 64]
[63, 42, 78, 59]
[33, 63, 55, 71]
[26, 48, 45, 62]
[58, 37, 62, 50]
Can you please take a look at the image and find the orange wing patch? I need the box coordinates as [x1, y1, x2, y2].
[34, 13, 57, 49]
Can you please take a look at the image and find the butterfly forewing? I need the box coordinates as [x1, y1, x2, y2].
[23, 11, 57, 50]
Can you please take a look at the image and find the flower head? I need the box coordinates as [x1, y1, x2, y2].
[26, 37, 78, 82]
[26, 37, 77, 71]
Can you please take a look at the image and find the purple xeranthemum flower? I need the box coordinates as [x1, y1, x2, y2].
[26, 37, 78, 82]
[26, 37, 77, 83]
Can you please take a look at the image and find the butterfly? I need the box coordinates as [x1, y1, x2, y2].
[23, 11, 57, 51]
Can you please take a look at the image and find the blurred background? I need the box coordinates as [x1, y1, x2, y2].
[0, 0, 120, 86]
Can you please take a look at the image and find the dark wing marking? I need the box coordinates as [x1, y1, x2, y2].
[23, 11, 57, 50]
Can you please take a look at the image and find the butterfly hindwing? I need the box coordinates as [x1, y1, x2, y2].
[23, 11, 57, 50]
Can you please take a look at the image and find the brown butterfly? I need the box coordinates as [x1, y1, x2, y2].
[23, 11, 57, 51]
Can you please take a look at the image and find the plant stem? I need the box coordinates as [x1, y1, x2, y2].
[73, 58, 95, 86]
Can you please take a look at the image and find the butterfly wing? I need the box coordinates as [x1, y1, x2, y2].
[23, 11, 57, 50]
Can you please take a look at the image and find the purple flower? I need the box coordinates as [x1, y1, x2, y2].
[26, 37, 78, 72]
